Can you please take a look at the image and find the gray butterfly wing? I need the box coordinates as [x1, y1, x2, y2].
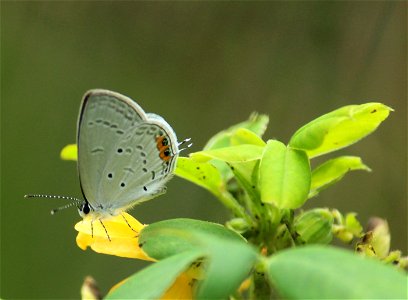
[77, 89, 178, 215]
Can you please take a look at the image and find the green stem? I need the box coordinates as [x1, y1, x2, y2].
[218, 189, 253, 225]
[251, 266, 270, 299]
[282, 216, 303, 246]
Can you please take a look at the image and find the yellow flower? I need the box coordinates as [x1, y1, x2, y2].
[74, 212, 151, 261]
[75, 213, 201, 299]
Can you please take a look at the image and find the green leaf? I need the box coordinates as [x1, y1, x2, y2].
[205, 128, 265, 182]
[190, 145, 264, 163]
[289, 103, 392, 158]
[175, 157, 225, 198]
[138, 219, 258, 299]
[175, 157, 249, 220]
[202, 113, 268, 181]
[230, 160, 261, 202]
[230, 128, 266, 147]
[309, 156, 371, 198]
[259, 140, 311, 209]
[266, 246, 407, 299]
[196, 234, 258, 300]
[106, 250, 203, 300]
[204, 112, 269, 150]
[139, 218, 245, 260]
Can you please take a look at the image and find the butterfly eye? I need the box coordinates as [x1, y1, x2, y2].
[81, 202, 91, 215]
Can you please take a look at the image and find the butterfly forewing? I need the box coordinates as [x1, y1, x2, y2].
[77, 90, 178, 215]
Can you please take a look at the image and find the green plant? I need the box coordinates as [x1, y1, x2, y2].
[67, 103, 406, 299]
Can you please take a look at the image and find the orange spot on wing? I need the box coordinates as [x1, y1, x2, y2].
[156, 135, 172, 162]
[156, 136, 165, 148]
[159, 149, 172, 161]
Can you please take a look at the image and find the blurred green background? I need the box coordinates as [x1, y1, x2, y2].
[1, 2, 406, 299]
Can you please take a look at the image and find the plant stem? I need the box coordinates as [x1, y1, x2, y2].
[251, 261, 271, 299]
[218, 189, 253, 225]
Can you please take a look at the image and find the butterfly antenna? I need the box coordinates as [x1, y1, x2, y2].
[24, 194, 83, 215]
[24, 194, 82, 202]
[50, 202, 79, 215]
[178, 138, 193, 153]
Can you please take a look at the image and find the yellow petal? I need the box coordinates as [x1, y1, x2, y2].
[75, 213, 152, 261]
[160, 272, 195, 299]
[108, 272, 196, 300]
[60, 144, 78, 161]
[75, 212, 145, 238]
[238, 277, 251, 293]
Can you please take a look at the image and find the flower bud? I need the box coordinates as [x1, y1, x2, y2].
[332, 225, 354, 243]
[345, 213, 363, 236]
[294, 209, 333, 244]
[226, 218, 250, 234]
[356, 231, 377, 257]
[366, 217, 390, 258]
[81, 276, 102, 300]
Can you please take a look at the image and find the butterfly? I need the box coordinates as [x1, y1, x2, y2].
[26, 89, 191, 230]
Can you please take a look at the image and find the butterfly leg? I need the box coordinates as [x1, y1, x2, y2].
[121, 213, 139, 237]
[99, 219, 111, 242]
